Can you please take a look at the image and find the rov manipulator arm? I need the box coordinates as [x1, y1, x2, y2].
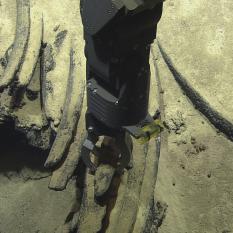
[80, 0, 164, 173]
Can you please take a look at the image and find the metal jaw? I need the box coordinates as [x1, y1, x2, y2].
[80, 133, 99, 172]
[81, 130, 133, 174]
[81, 112, 162, 173]
[123, 112, 163, 142]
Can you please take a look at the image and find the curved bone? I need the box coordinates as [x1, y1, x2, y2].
[45, 44, 86, 168]
[0, 0, 16, 77]
[6, 15, 42, 109]
[106, 138, 147, 233]
[17, 9, 43, 88]
[41, 29, 71, 124]
[48, 92, 86, 190]
[133, 139, 160, 232]
[0, 0, 30, 89]
[76, 171, 107, 233]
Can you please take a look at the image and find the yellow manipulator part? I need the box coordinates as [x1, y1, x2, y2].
[137, 119, 164, 144]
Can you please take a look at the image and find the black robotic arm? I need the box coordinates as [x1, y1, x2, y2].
[80, 0, 164, 173]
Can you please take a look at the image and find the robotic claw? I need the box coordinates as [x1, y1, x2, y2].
[80, 0, 164, 173]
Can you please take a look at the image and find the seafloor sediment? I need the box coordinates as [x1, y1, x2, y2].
[1, 0, 233, 232]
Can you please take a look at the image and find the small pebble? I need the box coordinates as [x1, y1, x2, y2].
[191, 136, 196, 144]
